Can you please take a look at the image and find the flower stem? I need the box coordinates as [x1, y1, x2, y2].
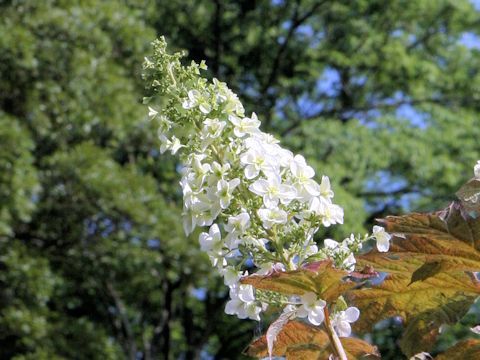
[323, 307, 347, 360]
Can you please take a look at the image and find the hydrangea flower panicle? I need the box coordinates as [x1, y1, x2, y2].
[143, 38, 374, 330]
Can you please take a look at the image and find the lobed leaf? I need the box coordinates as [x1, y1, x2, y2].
[349, 200, 480, 357]
[246, 320, 380, 360]
[380, 201, 480, 256]
[350, 254, 480, 330]
[246, 198, 480, 358]
[241, 260, 362, 303]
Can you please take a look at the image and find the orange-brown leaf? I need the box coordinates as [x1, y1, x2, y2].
[350, 200, 480, 356]
[351, 254, 480, 333]
[241, 260, 357, 303]
[246, 320, 380, 360]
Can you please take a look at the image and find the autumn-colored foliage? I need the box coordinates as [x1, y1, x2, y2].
[244, 176, 480, 359]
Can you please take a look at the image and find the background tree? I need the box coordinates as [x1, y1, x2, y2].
[0, 1, 224, 359]
[1, 0, 480, 359]
[150, 0, 480, 234]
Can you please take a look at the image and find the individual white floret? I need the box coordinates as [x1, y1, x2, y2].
[214, 178, 240, 209]
[228, 113, 261, 137]
[225, 285, 262, 321]
[198, 224, 227, 268]
[249, 174, 297, 208]
[159, 134, 184, 155]
[275, 147, 294, 168]
[182, 192, 217, 235]
[240, 147, 277, 179]
[319, 176, 334, 200]
[225, 212, 251, 234]
[198, 224, 223, 252]
[208, 162, 231, 185]
[208, 250, 227, 269]
[323, 239, 356, 271]
[250, 131, 280, 145]
[220, 266, 243, 286]
[289, 155, 321, 199]
[148, 106, 158, 118]
[257, 208, 288, 229]
[290, 155, 315, 179]
[303, 243, 318, 258]
[191, 156, 212, 187]
[296, 292, 326, 326]
[255, 262, 286, 275]
[331, 307, 360, 337]
[200, 118, 227, 150]
[308, 197, 344, 227]
[224, 212, 251, 250]
[202, 118, 226, 138]
[182, 89, 212, 114]
[213, 78, 245, 116]
[157, 115, 173, 133]
[373, 225, 391, 252]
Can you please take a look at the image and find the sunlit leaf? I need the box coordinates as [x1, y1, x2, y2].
[349, 200, 480, 357]
[246, 320, 380, 360]
[351, 253, 480, 330]
[241, 260, 361, 303]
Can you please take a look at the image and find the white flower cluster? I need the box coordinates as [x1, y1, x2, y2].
[177, 86, 344, 320]
[475, 160, 480, 179]
[143, 38, 390, 329]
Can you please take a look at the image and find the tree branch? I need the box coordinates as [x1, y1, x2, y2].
[358, 186, 419, 198]
[150, 277, 182, 360]
[280, 96, 444, 136]
[262, 0, 327, 128]
[212, 0, 222, 77]
[323, 307, 347, 360]
[406, 5, 452, 52]
[106, 282, 137, 360]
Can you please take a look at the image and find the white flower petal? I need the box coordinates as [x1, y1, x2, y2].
[336, 320, 352, 337]
[307, 309, 325, 326]
[344, 307, 360, 323]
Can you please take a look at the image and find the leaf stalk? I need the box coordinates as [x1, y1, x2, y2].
[323, 307, 347, 360]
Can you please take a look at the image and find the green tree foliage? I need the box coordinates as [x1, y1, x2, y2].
[0, 1, 223, 359]
[152, 0, 480, 236]
[1, 0, 480, 359]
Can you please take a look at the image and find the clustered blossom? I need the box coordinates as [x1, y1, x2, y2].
[143, 38, 392, 332]
[475, 160, 480, 179]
